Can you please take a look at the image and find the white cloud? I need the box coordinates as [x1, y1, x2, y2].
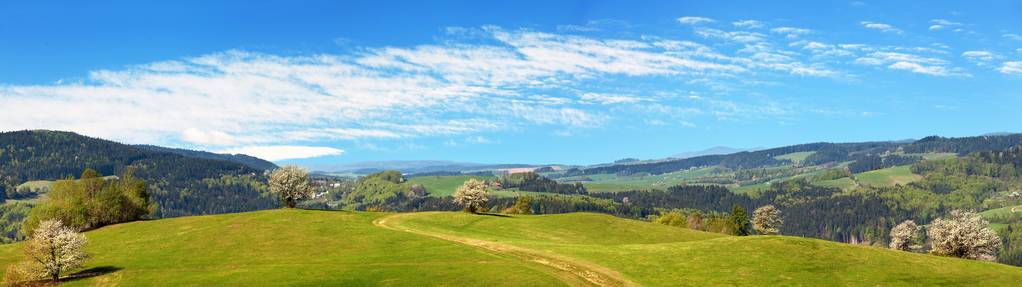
[928, 19, 962, 31]
[961, 50, 995, 62]
[219, 145, 344, 161]
[888, 61, 948, 76]
[677, 16, 715, 25]
[732, 20, 764, 29]
[464, 135, 495, 144]
[770, 27, 812, 39]
[1000, 61, 1022, 74]
[860, 21, 902, 34]
[854, 51, 957, 76]
[182, 128, 237, 146]
[579, 93, 644, 104]
[1002, 33, 1022, 41]
[694, 28, 766, 43]
[1, 27, 755, 150]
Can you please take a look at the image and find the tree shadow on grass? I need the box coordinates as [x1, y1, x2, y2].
[475, 213, 512, 218]
[62, 266, 122, 283]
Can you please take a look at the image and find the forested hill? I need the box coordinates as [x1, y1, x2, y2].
[0, 130, 277, 217]
[581, 134, 1022, 176]
[134, 144, 277, 170]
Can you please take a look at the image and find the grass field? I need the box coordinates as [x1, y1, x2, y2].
[407, 175, 495, 197]
[386, 212, 1022, 286]
[980, 204, 1022, 232]
[0, 210, 564, 286]
[854, 165, 921, 187]
[2, 210, 1017, 286]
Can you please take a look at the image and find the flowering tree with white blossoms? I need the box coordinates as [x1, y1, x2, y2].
[928, 210, 1001, 261]
[889, 220, 921, 252]
[25, 220, 89, 282]
[752, 205, 783, 235]
[269, 165, 312, 208]
[453, 179, 489, 213]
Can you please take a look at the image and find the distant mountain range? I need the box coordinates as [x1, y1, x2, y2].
[311, 160, 537, 175]
[669, 146, 762, 159]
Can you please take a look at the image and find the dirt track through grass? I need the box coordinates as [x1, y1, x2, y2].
[373, 213, 639, 287]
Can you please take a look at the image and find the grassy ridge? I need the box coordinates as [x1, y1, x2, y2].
[388, 212, 1022, 286]
[0, 210, 563, 286]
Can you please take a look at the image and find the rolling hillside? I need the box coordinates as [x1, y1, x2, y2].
[1, 209, 1019, 286]
[0, 130, 280, 242]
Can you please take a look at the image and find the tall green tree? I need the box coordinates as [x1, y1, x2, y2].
[730, 204, 751, 236]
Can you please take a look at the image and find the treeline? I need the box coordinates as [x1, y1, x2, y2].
[499, 172, 587, 195]
[903, 134, 1022, 155]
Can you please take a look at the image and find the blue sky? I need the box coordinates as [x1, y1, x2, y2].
[1, 0, 1021, 166]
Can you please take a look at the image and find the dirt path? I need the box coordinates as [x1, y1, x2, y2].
[372, 214, 640, 287]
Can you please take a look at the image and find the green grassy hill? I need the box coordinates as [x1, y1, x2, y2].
[2, 210, 1020, 286]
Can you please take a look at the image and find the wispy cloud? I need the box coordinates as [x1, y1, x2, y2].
[928, 19, 962, 31]
[677, 16, 715, 25]
[961, 50, 995, 62]
[854, 51, 960, 76]
[1000, 61, 1022, 75]
[579, 93, 645, 105]
[0, 18, 1008, 159]
[770, 27, 812, 39]
[860, 21, 903, 34]
[732, 20, 764, 29]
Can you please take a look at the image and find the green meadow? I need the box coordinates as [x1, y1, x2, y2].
[2, 209, 1020, 286]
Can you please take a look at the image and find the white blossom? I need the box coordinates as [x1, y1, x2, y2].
[752, 205, 783, 235]
[24, 220, 89, 282]
[928, 210, 1001, 261]
[889, 220, 921, 251]
[269, 165, 313, 208]
[453, 179, 489, 213]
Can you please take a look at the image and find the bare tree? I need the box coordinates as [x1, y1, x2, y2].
[24, 220, 88, 282]
[752, 205, 783, 235]
[269, 165, 312, 208]
[453, 179, 489, 213]
[928, 210, 1001, 261]
[889, 220, 921, 251]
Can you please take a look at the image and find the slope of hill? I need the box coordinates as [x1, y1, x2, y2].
[0, 130, 276, 219]
[134, 145, 278, 171]
[1, 210, 1019, 286]
[0, 210, 563, 286]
